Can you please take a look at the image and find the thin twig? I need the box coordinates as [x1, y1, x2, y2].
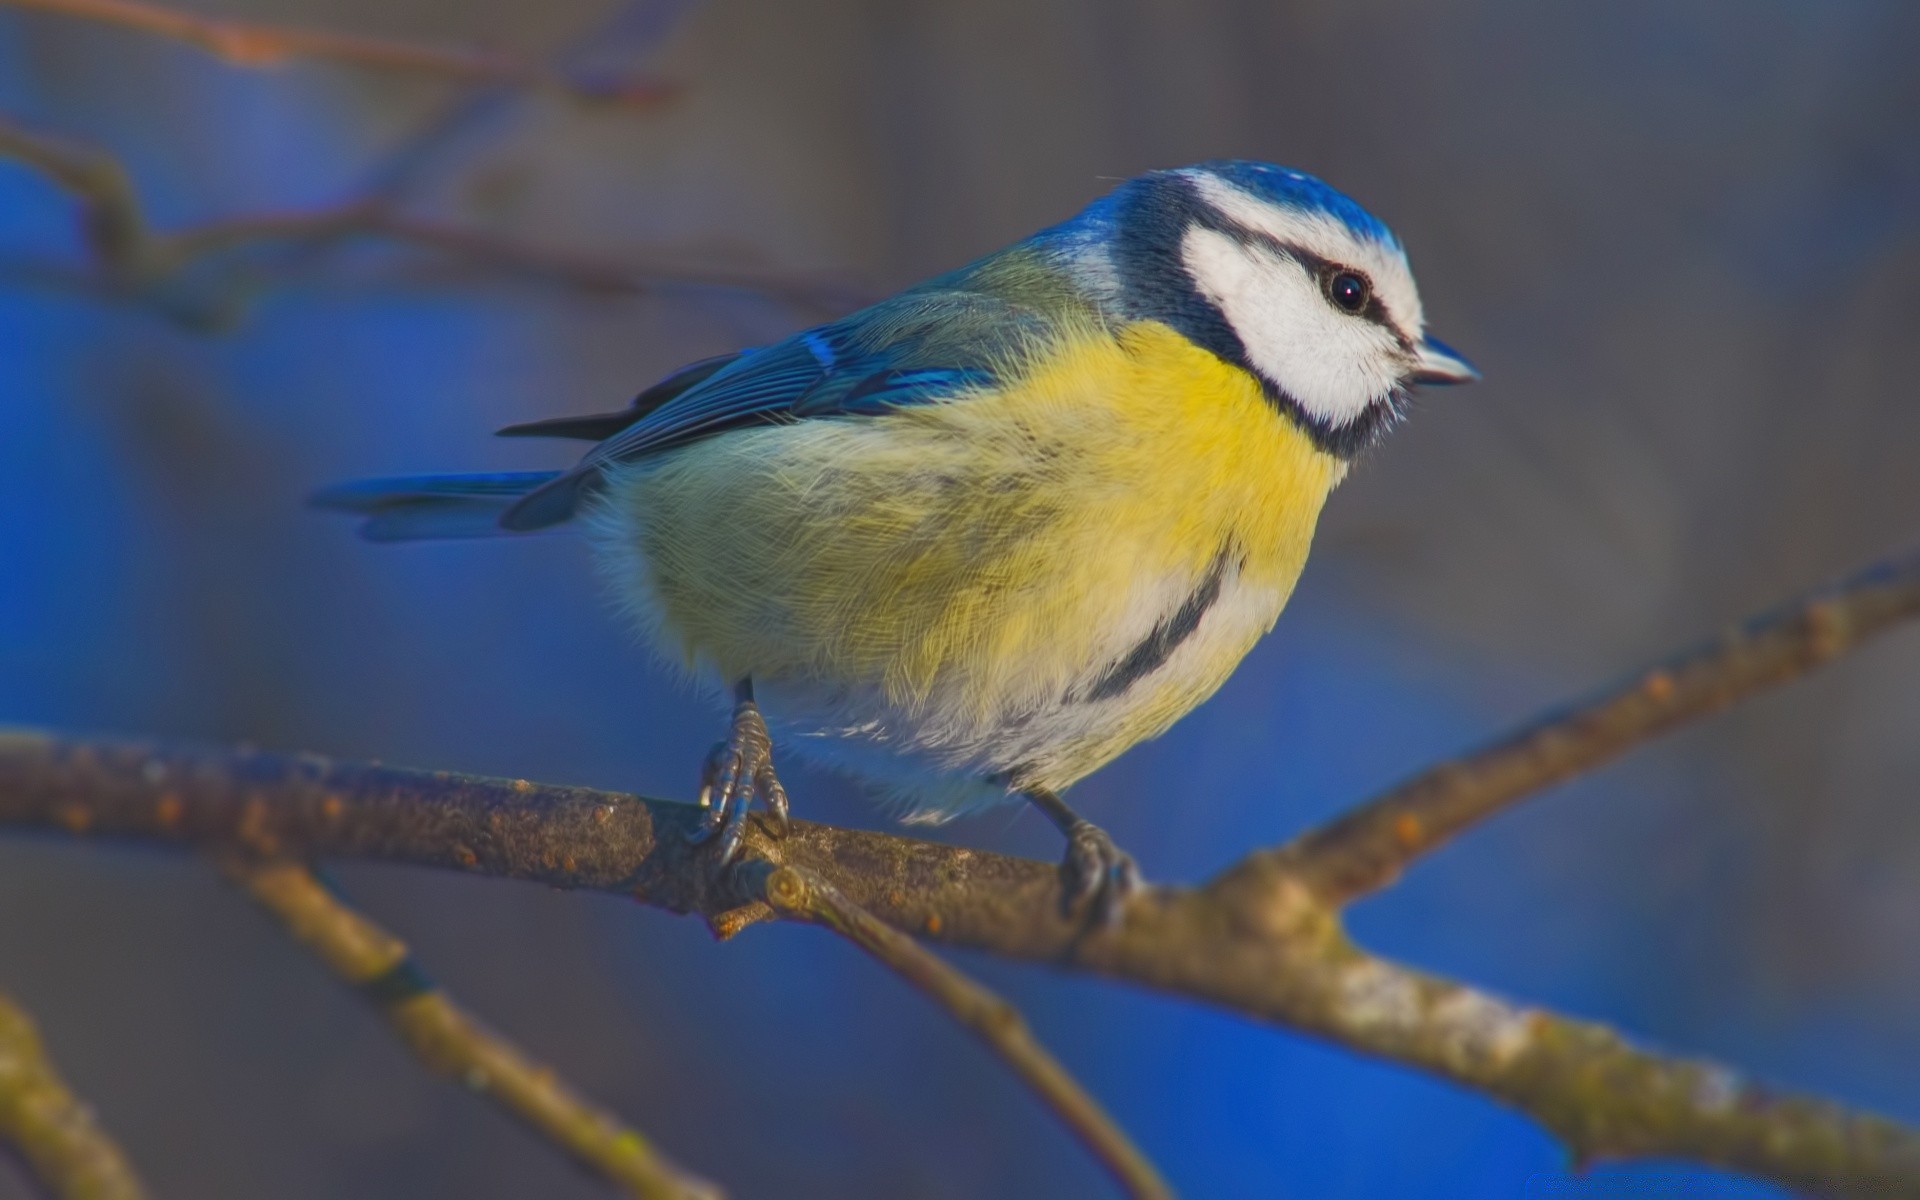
[0, 991, 147, 1200]
[760, 864, 1174, 1200]
[165, 202, 875, 310]
[226, 859, 719, 1200]
[0, 113, 872, 315]
[3, 730, 1919, 1195]
[0, 117, 148, 275]
[111, 1, 695, 304]
[317, 0, 698, 263]
[1221, 546, 1920, 904]
[0, 0, 676, 106]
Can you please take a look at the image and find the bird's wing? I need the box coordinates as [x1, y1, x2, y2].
[496, 288, 1049, 531]
[581, 289, 1043, 466]
[493, 352, 745, 442]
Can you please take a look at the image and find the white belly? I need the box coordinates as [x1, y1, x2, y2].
[755, 555, 1287, 820]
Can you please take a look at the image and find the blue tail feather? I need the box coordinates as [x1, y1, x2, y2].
[310, 471, 564, 541]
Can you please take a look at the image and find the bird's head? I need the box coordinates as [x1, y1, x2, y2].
[1094, 160, 1476, 456]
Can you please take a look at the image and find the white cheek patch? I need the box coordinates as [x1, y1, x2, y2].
[1180, 226, 1403, 430]
[1185, 171, 1425, 336]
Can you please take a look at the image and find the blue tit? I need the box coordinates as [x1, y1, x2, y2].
[316, 160, 1476, 918]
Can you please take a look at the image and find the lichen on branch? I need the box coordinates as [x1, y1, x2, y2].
[0, 990, 148, 1200]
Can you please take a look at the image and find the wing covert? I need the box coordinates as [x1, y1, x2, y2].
[577, 289, 1041, 468]
[497, 287, 1050, 531]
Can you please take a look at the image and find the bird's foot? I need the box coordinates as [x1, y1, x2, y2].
[1020, 786, 1144, 925]
[688, 690, 789, 865]
[1059, 819, 1143, 927]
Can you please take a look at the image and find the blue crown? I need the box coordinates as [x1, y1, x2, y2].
[1189, 160, 1400, 249]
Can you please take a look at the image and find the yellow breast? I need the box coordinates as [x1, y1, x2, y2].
[589, 320, 1345, 793]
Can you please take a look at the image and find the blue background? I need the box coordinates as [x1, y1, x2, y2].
[3, 1, 1919, 1196]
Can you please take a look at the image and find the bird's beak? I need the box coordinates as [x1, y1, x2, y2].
[1409, 336, 1479, 386]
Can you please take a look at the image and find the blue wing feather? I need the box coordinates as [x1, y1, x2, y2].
[310, 471, 562, 541]
[494, 352, 744, 442]
[498, 286, 1046, 531]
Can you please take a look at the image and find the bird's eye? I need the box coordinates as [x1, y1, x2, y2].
[1324, 269, 1370, 314]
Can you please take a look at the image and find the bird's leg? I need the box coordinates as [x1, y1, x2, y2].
[1023, 786, 1142, 925]
[689, 678, 790, 865]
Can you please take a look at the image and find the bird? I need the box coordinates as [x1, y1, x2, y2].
[315, 159, 1477, 921]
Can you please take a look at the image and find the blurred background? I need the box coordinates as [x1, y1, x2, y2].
[3, 0, 1918, 1195]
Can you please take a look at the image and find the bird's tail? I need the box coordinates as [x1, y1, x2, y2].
[310, 471, 564, 542]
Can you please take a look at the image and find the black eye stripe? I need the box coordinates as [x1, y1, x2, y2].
[1227, 229, 1409, 345]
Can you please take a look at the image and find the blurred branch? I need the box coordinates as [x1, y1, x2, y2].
[0, 116, 149, 275]
[0, 991, 147, 1200]
[0, 0, 676, 106]
[163, 202, 874, 310]
[760, 865, 1173, 1200]
[326, 1, 700, 253]
[0, 113, 873, 317]
[225, 860, 719, 1200]
[4, 547, 1919, 1195]
[1231, 546, 1920, 904]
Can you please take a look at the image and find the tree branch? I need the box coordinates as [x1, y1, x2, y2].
[0, 117, 149, 276]
[1226, 546, 1920, 904]
[225, 859, 719, 1200]
[348, 0, 697, 209]
[0, 990, 147, 1200]
[760, 864, 1173, 1200]
[0, 0, 676, 106]
[164, 203, 876, 311]
[0, 114, 873, 316]
[3, 727, 1917, 1195]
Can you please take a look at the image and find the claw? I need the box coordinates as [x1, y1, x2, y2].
[686, 684, 787, 865]
[1020, 786, 1144, 927]
[759, 766, 791, 836]
[714, 769, 754, 865]
[688, 740, 732, 845]
[1061, 820, 1142, 927]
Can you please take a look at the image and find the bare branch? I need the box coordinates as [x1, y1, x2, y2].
[0, 990, 147, 1200]
[3, 727, 1918, 1195]
[226, 860, 719, 1200]
[0, 117, 150, 278]
[1226, 546, 1920, 904]
[162, 202, 876, 312]
[0, 114, 873, 315]
[760, 864, 1173, 1200]
[0, 0, 676, 106]
[350, 0, 699, 208]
